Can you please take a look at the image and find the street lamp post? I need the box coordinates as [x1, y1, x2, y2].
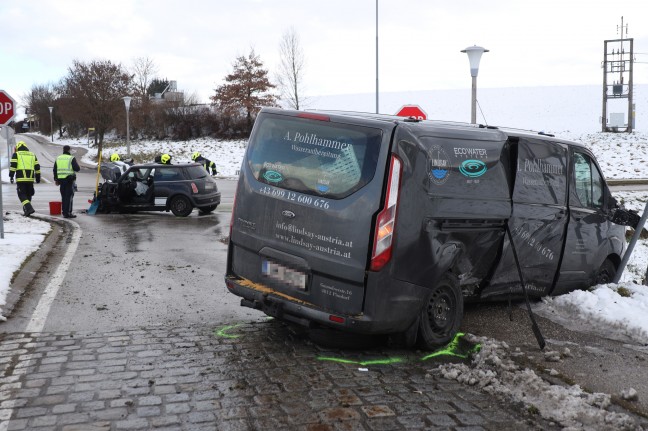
[122, 96, 132, 157]
[461, 45, 489, 124]
[48, 106, 53, 142]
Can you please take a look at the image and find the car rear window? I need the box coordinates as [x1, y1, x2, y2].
[185, 165, 208, 180]
[247, 115, 382, 199]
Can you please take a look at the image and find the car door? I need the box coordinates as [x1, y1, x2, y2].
[153, 166, 184, 206]
[556, 150, 614, 293]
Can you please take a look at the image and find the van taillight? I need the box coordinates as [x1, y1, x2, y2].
[370, 155, 402, 271]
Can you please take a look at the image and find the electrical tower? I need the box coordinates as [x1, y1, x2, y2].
[602, 16, 634, 132]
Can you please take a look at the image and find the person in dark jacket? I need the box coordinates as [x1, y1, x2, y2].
[53, 145, 81, 218]
[191, 151, 218, 175]
[9, 141, 41, 216]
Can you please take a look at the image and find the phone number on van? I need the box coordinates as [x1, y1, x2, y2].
[258, 186, 331, 209]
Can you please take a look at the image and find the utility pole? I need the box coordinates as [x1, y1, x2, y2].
[602, 16, 634, 133]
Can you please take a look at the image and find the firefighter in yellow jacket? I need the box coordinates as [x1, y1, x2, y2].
[53, 145, 81, 218]
[9, 141, 41, 216]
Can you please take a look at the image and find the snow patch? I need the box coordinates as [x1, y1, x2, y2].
[436, 334, 639, 430]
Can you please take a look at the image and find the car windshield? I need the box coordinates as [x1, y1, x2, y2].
[247, 114, 382, 199]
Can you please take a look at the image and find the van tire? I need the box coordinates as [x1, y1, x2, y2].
[170, 195, 193, 217]
[594, 259, 617, 285]
[417, 273, 463, 350]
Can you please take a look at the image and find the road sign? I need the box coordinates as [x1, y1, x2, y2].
[395, 105, 427, 120]
[0, 90, 16, 125]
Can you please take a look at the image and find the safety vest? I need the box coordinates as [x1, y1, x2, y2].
[56, 154, 75, 179]
[14, 151, 37, 182]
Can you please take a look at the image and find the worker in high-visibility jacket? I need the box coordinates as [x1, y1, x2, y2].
[9, 141, 41, 217]
[191, 151, 218, 175]
[53, 145, 80, 218]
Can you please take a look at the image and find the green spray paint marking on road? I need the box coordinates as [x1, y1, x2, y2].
[317, 356, 405, 366]
[316, 333, 481, 366]
[214, 324, 243, 339]
[420, 332, 481, 361]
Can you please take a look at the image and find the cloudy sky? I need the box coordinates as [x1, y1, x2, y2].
[2, 0, 647, 110]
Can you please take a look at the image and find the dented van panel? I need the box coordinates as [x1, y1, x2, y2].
[225, 108, 627, 349]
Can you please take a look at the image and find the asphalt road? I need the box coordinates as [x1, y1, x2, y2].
[1, 134, 251, 334]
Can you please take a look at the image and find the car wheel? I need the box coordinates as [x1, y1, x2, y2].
[417, 273, 463, 350]
[594, 259, 617, 286]
[170, 195, 193, 217]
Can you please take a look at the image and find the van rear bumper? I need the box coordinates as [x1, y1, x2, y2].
[225, 274, 426, 334]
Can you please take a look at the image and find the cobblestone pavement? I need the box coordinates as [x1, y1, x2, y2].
[0, 319, 565, 431]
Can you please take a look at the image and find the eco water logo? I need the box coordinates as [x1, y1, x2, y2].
[459, 159, 487, 178]
[428, 145, 450, 185]
[263, 170, 283, 183]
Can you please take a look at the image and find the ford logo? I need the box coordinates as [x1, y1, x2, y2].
[282, 210, 296, 219]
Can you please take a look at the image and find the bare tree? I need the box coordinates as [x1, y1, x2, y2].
[130, 57, 160, 137]
[23, 83, 58, 135]
[211, 49, 278, 132]
[276, 27, 307, 110]
[61, 59, 132, 146]
[131, 57, 158, 99]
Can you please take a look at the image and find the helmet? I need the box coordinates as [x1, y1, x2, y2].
[16, 141, 27, 150]
[110, 153, 120, 162]
[191, 151, 200, 161]
[160, 153, 171, 164]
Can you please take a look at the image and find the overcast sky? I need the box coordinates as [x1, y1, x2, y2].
[2, 0, 647, 111]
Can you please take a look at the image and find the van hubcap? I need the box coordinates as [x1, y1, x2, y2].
[427, 289, 453, 330]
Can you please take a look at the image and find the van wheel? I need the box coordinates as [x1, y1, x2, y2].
[170, 196, 193, 217]
[594, 259, 617, 286]
[417, 273, 463, 350]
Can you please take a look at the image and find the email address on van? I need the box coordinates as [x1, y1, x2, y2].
[275, 222, 353, 247]
[274, 233, 352, 259]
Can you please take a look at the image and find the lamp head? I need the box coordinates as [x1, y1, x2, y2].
[461, 45, 489, 77]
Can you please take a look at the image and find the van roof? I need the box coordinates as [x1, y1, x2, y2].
[280, 108, 587, 149]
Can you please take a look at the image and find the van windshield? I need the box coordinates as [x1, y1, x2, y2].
[247, 115, 383, 199]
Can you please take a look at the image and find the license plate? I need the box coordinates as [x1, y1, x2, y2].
[262, 260, 307, 290]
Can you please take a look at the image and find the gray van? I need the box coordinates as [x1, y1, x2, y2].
[225, 108, 628, 349]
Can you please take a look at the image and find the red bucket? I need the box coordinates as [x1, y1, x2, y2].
[49, 201, 62, 215]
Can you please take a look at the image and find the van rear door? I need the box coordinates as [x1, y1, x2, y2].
[228, 110, 392, 315]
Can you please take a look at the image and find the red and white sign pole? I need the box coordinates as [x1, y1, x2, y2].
[0, 89, 16, 239]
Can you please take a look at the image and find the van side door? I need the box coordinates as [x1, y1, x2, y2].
[483, 137, 568, 299]
[555, 150, 614, 293]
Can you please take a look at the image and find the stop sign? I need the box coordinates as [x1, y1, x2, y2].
[0, 90, 16, 125]
[395, 104, 427, 120]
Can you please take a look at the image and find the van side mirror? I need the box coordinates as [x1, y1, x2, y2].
[610, 207, 641, 229]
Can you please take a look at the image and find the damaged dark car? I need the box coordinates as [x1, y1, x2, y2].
[95, 162, 221, 217]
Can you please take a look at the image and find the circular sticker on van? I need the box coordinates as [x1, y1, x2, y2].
[263, 170, 283, 183]
[459, 159, 487, 178]
[428, 145, 450, 185]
